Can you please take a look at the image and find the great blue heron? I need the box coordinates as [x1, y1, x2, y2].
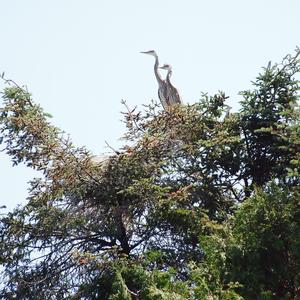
[140, 50, 170, 110]
[159, 64, 182, 106]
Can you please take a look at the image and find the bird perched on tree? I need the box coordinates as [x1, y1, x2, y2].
[159, 64, 182, 106]
[141, 50, 181, 110]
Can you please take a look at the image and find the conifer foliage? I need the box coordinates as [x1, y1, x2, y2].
[0, 49, 300, 299]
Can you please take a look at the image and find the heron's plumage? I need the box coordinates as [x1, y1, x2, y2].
[141, 51, 182, 110]
[160, 64, 182, 107]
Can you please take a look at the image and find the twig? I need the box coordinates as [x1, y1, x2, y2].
[105, 140, 120, 155]
[121, 99, 145, 133]
[0, 73, 34, 107]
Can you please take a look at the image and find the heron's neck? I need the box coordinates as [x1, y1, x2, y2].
[153, 55, 163, 83]
[166, 69, 172, 83]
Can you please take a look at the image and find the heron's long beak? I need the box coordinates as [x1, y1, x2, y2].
[140, 51, 148, 54]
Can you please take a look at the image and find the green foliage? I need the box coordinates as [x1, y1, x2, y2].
[228, 184, 300, 299]
[239, 52, 300, 188]
[0, 49, 300, 299]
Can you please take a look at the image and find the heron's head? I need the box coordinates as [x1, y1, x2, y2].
[140, 50, 157, 57]
[159, 64, 172, 71]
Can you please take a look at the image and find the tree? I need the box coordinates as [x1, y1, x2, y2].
[229, 184, 300, 299]
[0, 48, 299, 299]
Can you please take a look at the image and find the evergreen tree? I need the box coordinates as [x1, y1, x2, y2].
[0, 49, 299, 299]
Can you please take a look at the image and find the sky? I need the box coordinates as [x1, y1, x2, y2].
[0, 0, 300, 212]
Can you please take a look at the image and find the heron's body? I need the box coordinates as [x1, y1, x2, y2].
[161, 64, 182, 106]
[158, 86, 170, 110]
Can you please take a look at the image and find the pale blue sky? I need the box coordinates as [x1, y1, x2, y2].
[1, 0, 300, 212]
